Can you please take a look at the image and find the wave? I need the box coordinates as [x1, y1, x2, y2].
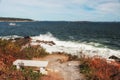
[0, 33, 119, 59]
[0, 35, 23, 40]
[31, 32, 120, 59]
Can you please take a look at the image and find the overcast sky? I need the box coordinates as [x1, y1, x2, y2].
[0, 0, 120, 21]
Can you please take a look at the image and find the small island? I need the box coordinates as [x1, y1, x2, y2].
[0, 17, 33, 22]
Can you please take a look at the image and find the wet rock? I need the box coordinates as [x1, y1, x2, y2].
[14, 38, 21, 40]
[36, 40, 55, 46]
[24, 36, 31, 40]
[109, 55, 120, 62]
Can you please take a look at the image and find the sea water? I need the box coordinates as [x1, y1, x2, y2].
[0, 21, 120, 59]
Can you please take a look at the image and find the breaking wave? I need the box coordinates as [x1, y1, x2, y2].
[31, 32, 120, 59]
[0, 35, 23, 40]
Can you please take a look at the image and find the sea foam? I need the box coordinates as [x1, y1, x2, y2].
[0, 35, 23, 40]
[31, 32, 120, 59]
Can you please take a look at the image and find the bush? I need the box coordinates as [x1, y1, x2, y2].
[5, 42, 21, 54]
[0, 38, 47, 80]
[0, 65, 42, 80]
[20, 45, 49, 59]
[0, 38, 49, 59]
[0, 39, 21, 56]
[80, 56, 120, 80]
[21, 67, 42, 80]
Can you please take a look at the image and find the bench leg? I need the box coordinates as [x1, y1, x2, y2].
[16, 65, 20, 69]
[40, 67, 47, 75]
[40, 67, 42, 73]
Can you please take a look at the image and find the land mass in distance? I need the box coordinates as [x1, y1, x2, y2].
[0, 17, 33, 22]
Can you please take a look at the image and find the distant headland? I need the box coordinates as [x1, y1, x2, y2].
[0, 17, 34, 22]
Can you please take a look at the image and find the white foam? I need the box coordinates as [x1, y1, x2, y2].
[31, 32, 120, 59]
[0, 35, 22, 40]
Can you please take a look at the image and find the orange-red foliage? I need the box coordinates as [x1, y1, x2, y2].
[0, 50, 16, 66]
[0, 38, 48, 80]
[89, 57, 120, 80]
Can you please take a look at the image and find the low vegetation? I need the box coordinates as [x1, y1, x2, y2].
[0, 38, 48, 59]
[0, 38, 120, 80]
[52, 52, 79, 61]
[0, 65, 42, 80]
[21, 67, 42, 80]
[79, 56, 120, 80]
[0, 38, 48, 80]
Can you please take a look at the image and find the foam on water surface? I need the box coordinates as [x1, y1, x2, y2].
[31, 32, 120, 59]
[0, 35, 23, 40]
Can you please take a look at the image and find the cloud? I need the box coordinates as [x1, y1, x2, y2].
[9, 0, 65, 8]
[97, 2, 120, 13]
[0, 0, 120, 21]
[76, 0, 120, 16]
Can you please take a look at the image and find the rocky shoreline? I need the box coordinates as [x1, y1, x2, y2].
[0, 37, 120, 80]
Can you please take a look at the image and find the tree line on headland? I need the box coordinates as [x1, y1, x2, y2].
[0, 17, 33, 22]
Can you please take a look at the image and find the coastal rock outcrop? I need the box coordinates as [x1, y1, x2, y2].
[109, 55, 120, 62]
[36, 40, 55, 46]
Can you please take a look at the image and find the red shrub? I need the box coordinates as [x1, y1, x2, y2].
[89, 57, 120, 80]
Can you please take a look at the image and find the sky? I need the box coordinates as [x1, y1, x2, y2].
[0, 0, 120, 21]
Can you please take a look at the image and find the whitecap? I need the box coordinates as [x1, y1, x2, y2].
[31, 32, 120, 59]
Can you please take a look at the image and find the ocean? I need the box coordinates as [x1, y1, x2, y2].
[0, 21, 120, 58]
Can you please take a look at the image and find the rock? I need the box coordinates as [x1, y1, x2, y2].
[36, 40, 42, 43]
[36, 40, 55, 46]
[109, 55, 120, 62]
[49, 41, 55, 45]
[14, 38, 21, 40]
[24, 36, 31, 41]
[24, 36, 31, 39]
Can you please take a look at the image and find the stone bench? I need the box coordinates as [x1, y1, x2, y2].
[13, 59, 48, 74]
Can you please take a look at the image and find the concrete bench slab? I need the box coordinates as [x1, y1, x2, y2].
[13, 59, 48, 74]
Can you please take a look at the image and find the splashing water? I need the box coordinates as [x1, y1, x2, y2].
[31, 32, 120, 59]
